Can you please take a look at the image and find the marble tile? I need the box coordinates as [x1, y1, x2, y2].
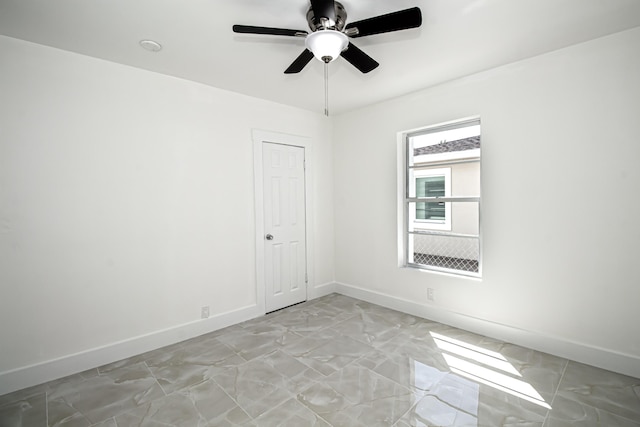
[297, 382, 367, 427]
[399, 394, 481, 427]
[545, 393, 640, 427]
[262, 305, 352, 334]
[474, 387, 548, 426]
[353, 304, 423, 330]
[145, 338, 245, 394]
[261, 350, 323, 393]
[400, 379, 549, 427]
[47, 399, 92, 427]
[297, 379, 414, 427]
[399, 370, 484, 426]
[89, 419, 118, 427]
[177, 331, 229, 353]
[309, 294, 376, 315]
[0, 391, 47, 427]
[181, 379, 251, 426]
[113, 392, 209, 427]
[373, 324, 563, 417]
[262, 349, 311, 378]
[280, 327, 342, 357]
[248, 398, 331, 427]
[295, 335, 375, 376]
[323, 364, 413, 406]
[47, 362, 165, 425]
[216, 322, 304, 361]
[357, 348, 451, 394]
[44, 372, 90, 392]
[97, 345, 176, 374]
[376, 327, 439, 353]
[148, 360, 211, 396]
[551, 361, 640, 424]
[323, 364, 415, 425]
[475, 340, 569, 402]
[331, 312, 409, 347]
[213, 358, 296, 419]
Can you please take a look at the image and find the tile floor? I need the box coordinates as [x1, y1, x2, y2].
[1, 293, 639, 426]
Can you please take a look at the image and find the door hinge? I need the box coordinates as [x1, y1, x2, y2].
[303, 160, 306, 170]
[305, 273, 308, 284]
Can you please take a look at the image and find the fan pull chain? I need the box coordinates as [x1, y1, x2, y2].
[324, 61, 329, 117]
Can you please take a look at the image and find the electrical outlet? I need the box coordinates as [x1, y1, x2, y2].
[427, 288, 435, 302]
[201, 306, 210, 319]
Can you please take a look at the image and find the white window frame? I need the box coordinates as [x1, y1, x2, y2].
[397, 117, 482, 278]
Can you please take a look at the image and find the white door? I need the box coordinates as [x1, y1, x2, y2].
[263, 142, 307, 312]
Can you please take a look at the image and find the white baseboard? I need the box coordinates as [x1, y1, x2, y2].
[308, 281, 337, 300]
[335, 281, 640, 379]
[0, 304, 263, 396]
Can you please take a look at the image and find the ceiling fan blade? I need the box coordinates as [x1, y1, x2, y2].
[284, 49, 315, 74]
[232, 25, 307, 37]
[310, 0, 336, 26]
[345, 7, 422, 38]
[340, 43, 379, 73]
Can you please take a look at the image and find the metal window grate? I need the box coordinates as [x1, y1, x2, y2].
[410, 233, 479, 274]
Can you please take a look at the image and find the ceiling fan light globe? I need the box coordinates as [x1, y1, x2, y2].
[305, 30, 348, 63]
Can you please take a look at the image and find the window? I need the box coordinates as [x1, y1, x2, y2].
[399, 118, 481, 277]
[410, 167, 451, 231]
[416, 176, 445, 220]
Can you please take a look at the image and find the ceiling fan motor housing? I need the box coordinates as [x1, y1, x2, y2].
[306, 1, 347, 31]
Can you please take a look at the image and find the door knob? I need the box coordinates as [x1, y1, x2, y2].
[265, 234, 274, 240]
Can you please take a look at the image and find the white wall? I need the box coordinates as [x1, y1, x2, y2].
[332, 27, 640, 377]
[0, 35, 334, 393]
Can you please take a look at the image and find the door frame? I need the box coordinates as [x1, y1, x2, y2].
[253, 129, 314, 315]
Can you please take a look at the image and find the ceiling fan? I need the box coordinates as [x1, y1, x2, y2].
[232, 0, 423, 74]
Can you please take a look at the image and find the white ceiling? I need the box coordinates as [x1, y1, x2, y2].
[1, 0, 640, 115]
